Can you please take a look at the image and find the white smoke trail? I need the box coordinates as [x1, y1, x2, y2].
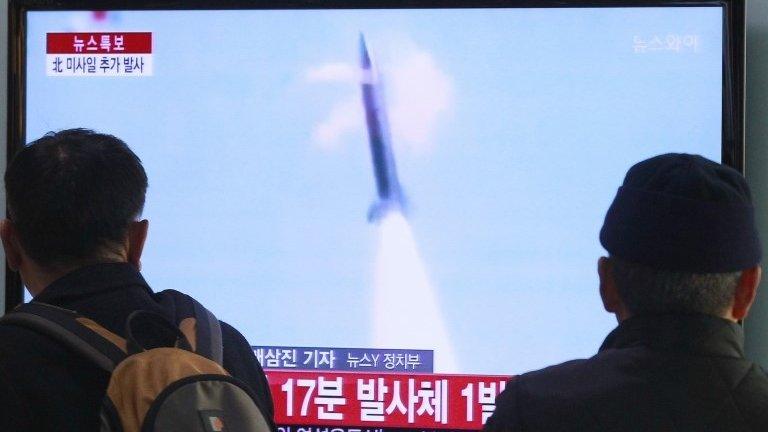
[372, 212, 459, 373]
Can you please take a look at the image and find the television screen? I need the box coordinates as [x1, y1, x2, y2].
[15, 3, 735, 430]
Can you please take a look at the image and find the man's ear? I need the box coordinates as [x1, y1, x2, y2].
[731, 265, 761, 321]
[0, 220, 23, 271]
[599, 257, 626, 320]
[126, 219, 149, 271]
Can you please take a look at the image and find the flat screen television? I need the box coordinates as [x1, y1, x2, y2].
[7, 0, 745, 430]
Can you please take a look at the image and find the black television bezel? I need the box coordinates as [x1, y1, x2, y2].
[5, 0, 746, 311]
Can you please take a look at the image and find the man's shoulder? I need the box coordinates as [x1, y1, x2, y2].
[490, 347, 684, 430]
[0, 310, 112, 377]
[484, 358, 603, 431]
[496, 348, 768, 431]
[219, 319, 250, 346]
[729, 362, 768, 430]
[217, 319, 276, 428]
[519, 357, 592, 382]
[0, 316, 74, 363]
[218, 319, 259, 367]
[512, 357, 604, 404]
[0, 315, 110, 431]
[0, 317, 40, 341]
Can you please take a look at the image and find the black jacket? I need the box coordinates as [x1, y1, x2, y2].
[484, 314, 768, 432]
[0, 263, 276, 431]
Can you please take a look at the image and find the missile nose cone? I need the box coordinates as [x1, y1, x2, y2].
[360, 34, 372, 69]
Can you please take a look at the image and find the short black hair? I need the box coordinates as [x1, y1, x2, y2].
[5, 128, 148, 267]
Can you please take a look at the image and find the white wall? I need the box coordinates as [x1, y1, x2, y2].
[744, 0, 768, 368]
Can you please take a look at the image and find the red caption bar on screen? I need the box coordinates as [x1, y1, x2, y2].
[267, 370, 513, 431]
[46, 32, 153, 76]
[46, 32, 152, 54]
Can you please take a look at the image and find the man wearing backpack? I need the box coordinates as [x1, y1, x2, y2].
[0, 129, 276, 431]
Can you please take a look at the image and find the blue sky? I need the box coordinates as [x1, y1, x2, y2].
[26, 6, 722, 374]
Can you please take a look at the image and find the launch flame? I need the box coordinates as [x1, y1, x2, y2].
[372, 212, 458, 373]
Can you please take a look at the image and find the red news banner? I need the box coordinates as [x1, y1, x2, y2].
[46, 32, 153, 76]
[267, 370, 512, 431]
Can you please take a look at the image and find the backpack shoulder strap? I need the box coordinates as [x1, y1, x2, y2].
[192, 298, 224, 365]
[156, 290, 224, 366]
[0, 302, 127, 372]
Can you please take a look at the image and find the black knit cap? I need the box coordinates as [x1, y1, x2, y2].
[600, 153, 762, 273]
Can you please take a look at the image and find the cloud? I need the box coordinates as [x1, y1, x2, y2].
[306, 39, 453, 156]
[388, 50, 453, 155]
[311, 97, 363, 150]
[305, 63, 358, 83]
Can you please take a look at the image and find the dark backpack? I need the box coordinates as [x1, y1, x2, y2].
[0, 290, 271, 432]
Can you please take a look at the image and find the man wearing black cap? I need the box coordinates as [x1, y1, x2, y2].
[484, 154, 768, 431]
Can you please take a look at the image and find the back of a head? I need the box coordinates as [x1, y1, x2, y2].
[600, 153, 761, 316]
[5, 129, 148, 268]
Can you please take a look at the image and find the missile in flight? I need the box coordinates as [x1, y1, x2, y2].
[360, 35, 407, 223]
